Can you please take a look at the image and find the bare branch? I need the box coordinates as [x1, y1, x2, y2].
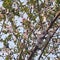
[38, 26, 59, 60]
[28, 11, 60, 60]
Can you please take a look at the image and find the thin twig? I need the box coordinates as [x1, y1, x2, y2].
[38, 26, 59, 60]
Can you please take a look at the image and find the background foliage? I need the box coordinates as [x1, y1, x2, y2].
[0, 0, 60, 60]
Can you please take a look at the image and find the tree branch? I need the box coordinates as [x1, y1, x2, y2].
[28, 45, 38, 60]
[38, 26, 59, 60]
[28, 11, 60, 60]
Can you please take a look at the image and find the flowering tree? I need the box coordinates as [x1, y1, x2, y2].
[0, 0, 60, 60]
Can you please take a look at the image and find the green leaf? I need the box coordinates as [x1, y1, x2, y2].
[5, 56, 9, 60]
[3, 40, 7, 46]
[3, 0, 12, 9]
[3, 30, 8, 34]
[55, 0, 60, 4]
[29, 0, 36, 5]
[23, 20, 31, 29]
[48, 57, 50, 60]
[7, 34, 12, 40]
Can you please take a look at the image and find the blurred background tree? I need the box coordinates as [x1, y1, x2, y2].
[0, 0, 60, 60]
